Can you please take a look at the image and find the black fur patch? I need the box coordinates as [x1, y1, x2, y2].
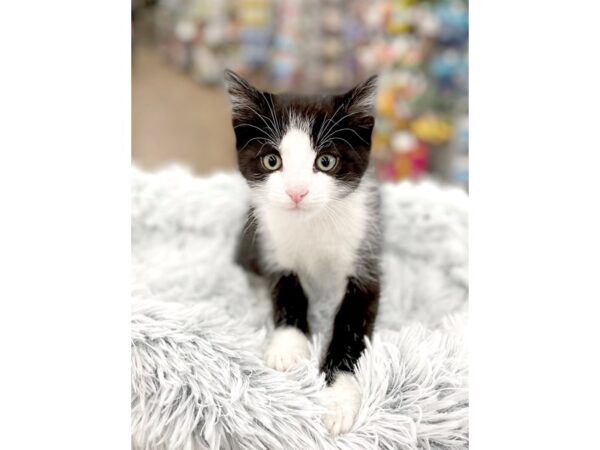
[270, 273, 310, 334]
[321, 276, 380, 384]
[235, 208, 262, 276]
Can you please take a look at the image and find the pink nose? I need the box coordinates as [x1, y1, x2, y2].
[286, 188, 309, 204]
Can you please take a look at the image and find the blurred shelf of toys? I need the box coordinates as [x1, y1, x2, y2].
[148, 0, 468, 188]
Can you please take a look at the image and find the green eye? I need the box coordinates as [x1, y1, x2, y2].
[316, 154, 337, 172]
[262, 153, 282, 171]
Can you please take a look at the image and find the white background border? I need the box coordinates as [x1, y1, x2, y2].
[0, 1, 131, 448]
[470, 1, 600, 448]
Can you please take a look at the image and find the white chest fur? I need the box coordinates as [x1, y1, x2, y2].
[255, 185, 370, 296]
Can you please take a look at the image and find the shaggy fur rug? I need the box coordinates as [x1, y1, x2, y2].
[131, 165, 469, 450]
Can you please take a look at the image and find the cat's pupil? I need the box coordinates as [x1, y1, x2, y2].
[268, 155, 276, 166]
[321, 156, 330, 167]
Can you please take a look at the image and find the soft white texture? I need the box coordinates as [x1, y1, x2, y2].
[277, 128, 316, 196]
[255, 178, 371, 299]
[131, 165, 469, 450]
[321, 373, 362, 436]
[264, 327, 311, 371]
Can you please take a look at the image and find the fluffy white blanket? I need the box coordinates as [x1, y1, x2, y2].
[131, 166, 469, 450]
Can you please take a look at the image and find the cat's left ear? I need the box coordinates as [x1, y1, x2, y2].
[224, 69, 263, 121]
[342, 75, 378, 128]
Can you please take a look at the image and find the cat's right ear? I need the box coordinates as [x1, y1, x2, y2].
[224, 69, 262, 120]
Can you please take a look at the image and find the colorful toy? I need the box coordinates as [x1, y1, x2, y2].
[411, 113, 453, 145]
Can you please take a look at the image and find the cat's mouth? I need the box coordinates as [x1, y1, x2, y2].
[288, 203, 306, 212]
[284, 201, 323, 215]
[277, 199, 310, 213]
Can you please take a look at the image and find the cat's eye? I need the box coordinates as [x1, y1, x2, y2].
[261, 153, 282, 171]
[316, 154, 337, 172]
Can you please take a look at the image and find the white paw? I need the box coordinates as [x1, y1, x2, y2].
[264, 327, 310, 371]
[321, 373, 361, 436]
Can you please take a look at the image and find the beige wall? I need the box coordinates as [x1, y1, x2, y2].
[132, 45, 237, 174]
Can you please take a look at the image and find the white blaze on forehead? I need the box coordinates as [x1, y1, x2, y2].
[279, 128, 315, 188]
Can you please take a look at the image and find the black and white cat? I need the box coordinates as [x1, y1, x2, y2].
[225, 70, 381, 435]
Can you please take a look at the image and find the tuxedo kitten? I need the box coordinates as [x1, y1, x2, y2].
[225, 70, 381, 435]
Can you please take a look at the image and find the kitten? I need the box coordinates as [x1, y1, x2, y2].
[224, 70, 381, 435]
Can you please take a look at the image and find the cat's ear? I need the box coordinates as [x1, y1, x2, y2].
[224, 69, 263, 120]
[342, 75, 378, 127]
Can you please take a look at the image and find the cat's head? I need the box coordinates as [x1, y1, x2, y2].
[224, 70, 377, 214]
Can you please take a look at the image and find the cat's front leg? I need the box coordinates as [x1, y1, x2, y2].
[264, 273, 311, 371]
[321, 275, 379, 435]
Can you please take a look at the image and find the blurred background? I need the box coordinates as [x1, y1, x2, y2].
[132, 0, 468, 189]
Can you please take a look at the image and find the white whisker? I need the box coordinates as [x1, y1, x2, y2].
[260, 91, 283, 141]
[323, 136, 358, 154]
[242, 104, 279, 139]
[317, 102, 345, 145]
[326, 127, 368, 145]
[318, 111, 362, 148]
[241, 136, 269, 151]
